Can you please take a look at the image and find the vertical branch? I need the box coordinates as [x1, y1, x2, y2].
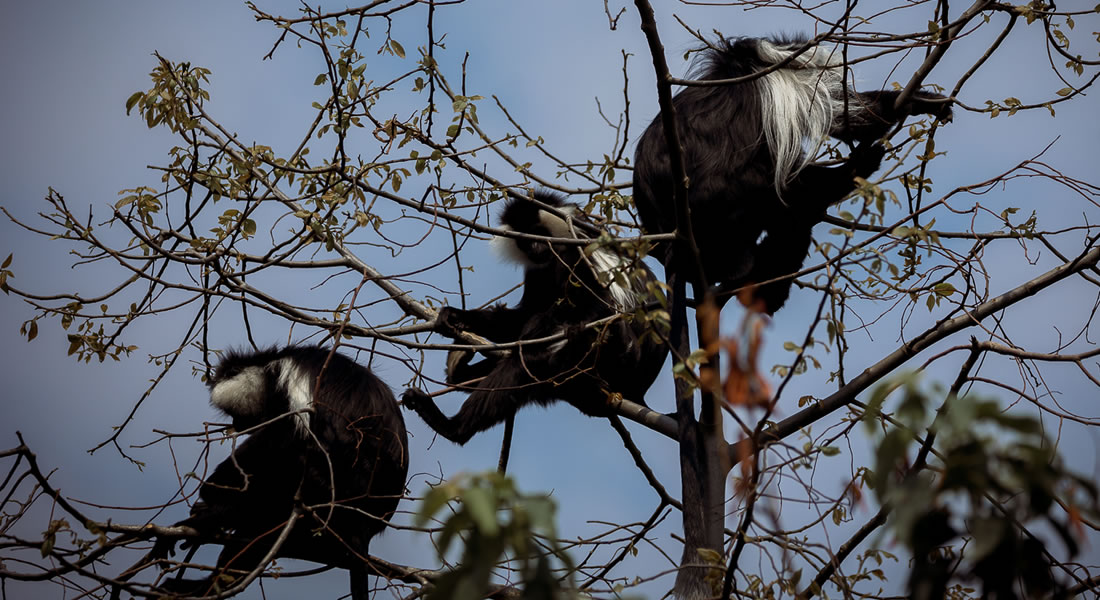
[633, 2, 726, 597]
[893, 0, 992, 111]
[633, 0, 706, 290]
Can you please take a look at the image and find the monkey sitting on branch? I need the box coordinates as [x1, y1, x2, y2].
[633, 35, 952, 313]
[403, 190, 669, 445]
[150, 345, 408, 600]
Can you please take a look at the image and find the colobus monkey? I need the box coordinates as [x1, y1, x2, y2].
[402, 190, 669, 445]
[633, 35, 952, 313]
[154, 345, 408, 599]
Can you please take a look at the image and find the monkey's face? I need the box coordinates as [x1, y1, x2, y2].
[206, 350, 288, 431]
[209, 364, 268, 424]
[492, 204, 580, 268]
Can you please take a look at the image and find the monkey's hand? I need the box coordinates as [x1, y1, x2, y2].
[149, 520, 203, 561]
[433, 306, 470, 339]
[150, 535, 178, 561]
[400, 388, 433, 413]
[848, 143, 887, 180]
[909, 91, 953, 122]
[188, 500, 210, 518]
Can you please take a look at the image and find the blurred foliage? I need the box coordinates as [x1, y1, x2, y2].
[416, 472, 580, 600]
[863, 374, 1099, 599]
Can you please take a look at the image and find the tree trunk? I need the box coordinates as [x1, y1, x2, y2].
[672, 278, 728, 599]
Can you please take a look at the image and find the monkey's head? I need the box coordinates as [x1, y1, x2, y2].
[490, 190, 584, 268]
[207, 347, 312, 434]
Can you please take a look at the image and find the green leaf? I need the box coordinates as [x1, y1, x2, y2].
[461, 486, 499, 536]
[871, 431, 908, 494]
[1, 253, 11, 269]
[124, 91, 144, 114]
[41, 534, 55, 558]
[696, 548, 723, 564]
[314, 73, 327, 86]
[969, 515, 1007, 560]
[991, 412, 1040, 434]
[390, 39, 405, 58]
[415, 484, 455, 527]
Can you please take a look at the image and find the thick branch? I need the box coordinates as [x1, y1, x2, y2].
[732, 243, 1100, 464]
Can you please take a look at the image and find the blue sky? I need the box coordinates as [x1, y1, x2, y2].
[1, 1, 1098, 598]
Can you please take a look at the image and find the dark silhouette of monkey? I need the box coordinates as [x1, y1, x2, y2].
[633, 35, 951, 312]
[154, 345, 408, 599]
[402, 190, 669, 444]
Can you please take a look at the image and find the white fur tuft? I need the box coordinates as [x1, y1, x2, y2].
[755, 39, 852, 192]
[490, 225, 534, 267]
[537, 206, 578, 238]
[210, 366, 265, 418]
[490, 206, 580, 266]
[492, 204, 639, 311]
[276, 358, 313, 435]
[589, 248, 639, 311]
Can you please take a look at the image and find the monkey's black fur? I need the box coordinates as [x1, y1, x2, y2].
[155, 345, 408, 599]
[633, 35, 952, 312]
[402, 190, 668, 445]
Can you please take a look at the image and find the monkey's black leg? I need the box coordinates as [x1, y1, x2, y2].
[403, 362, 531, 445]
[196, 528, 288, 594]
[743, 222, 817, 314]
[349, 562, 369, 600]
[155, 537, 241, 597]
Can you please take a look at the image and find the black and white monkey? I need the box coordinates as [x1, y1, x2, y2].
[153, 346, 408, 599]
[633, 35, 952, 313]
[402, 190, 669, 445]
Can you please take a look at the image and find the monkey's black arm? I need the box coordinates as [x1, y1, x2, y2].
[833, 90, 952, 145]
[741, 143, 885, 313]
[781, 142, 886, 215]
[153, 432, 302, 558]
[434, 305, 528, 342]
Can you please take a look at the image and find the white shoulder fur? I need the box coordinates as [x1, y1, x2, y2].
[209, 360, 313, 436]
[276, 358, 313, 435]
[755, 39, 850, 191]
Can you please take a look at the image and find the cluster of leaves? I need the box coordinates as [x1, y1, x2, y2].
[124, 59, 210, 132]
[862, 374, 1099, 599]
[416, 472, 580, 600]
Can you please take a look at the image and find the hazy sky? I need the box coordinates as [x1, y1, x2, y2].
[1, 1, 1097, 598]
